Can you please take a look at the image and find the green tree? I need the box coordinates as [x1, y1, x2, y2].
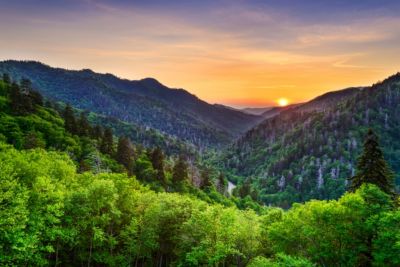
[373, 210, 400, 266]
[0, 158, 29, 265]
[348, 129, 395, 195]
[77, 112, 91, 137]
[63, 104, 77, 135]
[216, 173, 226, 194]
[23, 132, 46, 149]
[28, 89, 43, 107]
[91, 125, 103, 140]
[9, 83, 27, 115]
[267, 184, 393, 267]
[116, 136, 134, 175]
[172, 155, 189, 187]
[150, 147, 166, 187]
[199, 168, 213, 190]
[100, 127, 114, 156]
[239, 178, 252, 198]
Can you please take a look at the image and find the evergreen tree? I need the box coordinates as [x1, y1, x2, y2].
[91, 125, 103, 140]
[10, 83, 23, 114]
[9, 82, 35, 115]
[20, 78, 32, 93]
[150, 147, 166, 186]
[199, 168, 213, 190]
[100, 127, 114, 156]
[2, 73, 10, 84]
[23, 132, 45, 149]
[29, 89, 43, 107]
[77, 112, 91, 136]
[216, 173, 226, 194]
[172, 155, 188, 185]
[116, 136, 134, 175]
[63, 104, 77, 134]
[239, 179, 252, 198]
[348, 129, 395, 195]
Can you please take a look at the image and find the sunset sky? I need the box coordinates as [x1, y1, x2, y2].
[1, 0, 400, 107]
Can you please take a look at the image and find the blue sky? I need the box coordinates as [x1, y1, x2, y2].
[1, 0, 400, 107]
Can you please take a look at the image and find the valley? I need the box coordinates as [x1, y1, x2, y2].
[2, 0, 400, 265]
[1, 65, 400, 266]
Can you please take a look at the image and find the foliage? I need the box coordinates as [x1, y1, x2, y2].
[349, 129, 395, 195]
[2, 69, 400, 266]
[1, 143, 399, 266]
[219, 73, 400, 206]
[0, 75, 252, 209]
[0, 143, 265, 266]
[0, 60, 261, 148]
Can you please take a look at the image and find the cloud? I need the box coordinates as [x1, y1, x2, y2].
[0, 0, 399, 106]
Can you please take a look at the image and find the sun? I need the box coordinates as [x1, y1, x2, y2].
[277, 98, 289, 107]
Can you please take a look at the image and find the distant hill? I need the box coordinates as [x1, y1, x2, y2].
[0, 60, 262, 148]
[241, 107, 272, 115]
[219, 74, 400, 206]
[260, 103, 301, 119]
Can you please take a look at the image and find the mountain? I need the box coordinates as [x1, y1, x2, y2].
[2, 66, 399, 267]
[242, 107, 272, 115]
[219, 73, 400, 207]
[260, 103, 301, 119]
[295, 87, 362, 113]
[0, 60, 262, 148]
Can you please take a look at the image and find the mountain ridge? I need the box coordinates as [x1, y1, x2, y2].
[218, 73, 400, 206]
[0, 60, 262, 148]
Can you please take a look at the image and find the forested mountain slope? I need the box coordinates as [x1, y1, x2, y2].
[221, 73, 400, 206]
[1, 66, 400, 267]
[0, 75, 263, 208]
[0, 60, 261, 147]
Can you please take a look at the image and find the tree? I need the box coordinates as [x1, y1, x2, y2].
[150, 147, 166, 187]
[9, 81, 42, 115]
[28, 90, 43, 107]
[172, 155, 188, 187]
[216, 173, 226, 194]
[100, 127, 114, 156]
[0, 159, 29, 265]
[199, 168, 213, 190]
[91, 125, 103, 140]
[77, 112, 91, 137]
[239, 178, 252, 198]
[373, 210, 400, 266]
[63, 104, 77, 134]
[116, 136, 134, 175]
[9, 83, 24, 114]
[23, 132, 45, 149]
[20, 78, 32, 93]
[348, 129, 395, 195]
[2, 73, 10, 84]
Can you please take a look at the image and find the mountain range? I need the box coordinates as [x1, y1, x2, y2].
[2, 60, 399, 207]
[241, 107, 272, 115]
[0, 60, 262, 148]
[219, 74, 400, 206]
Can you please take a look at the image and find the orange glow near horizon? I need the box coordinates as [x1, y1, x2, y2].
[1, 3, 399, 108]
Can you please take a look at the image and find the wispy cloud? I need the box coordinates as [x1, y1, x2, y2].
[0, 0, 399, 106]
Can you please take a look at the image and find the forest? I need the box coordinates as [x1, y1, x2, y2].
[219, 74, 400, 207]
[1, 75, 400, 267]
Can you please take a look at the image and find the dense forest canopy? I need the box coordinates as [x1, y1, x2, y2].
[1, 74, 400, 266]
[1, 141, 400, 266]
